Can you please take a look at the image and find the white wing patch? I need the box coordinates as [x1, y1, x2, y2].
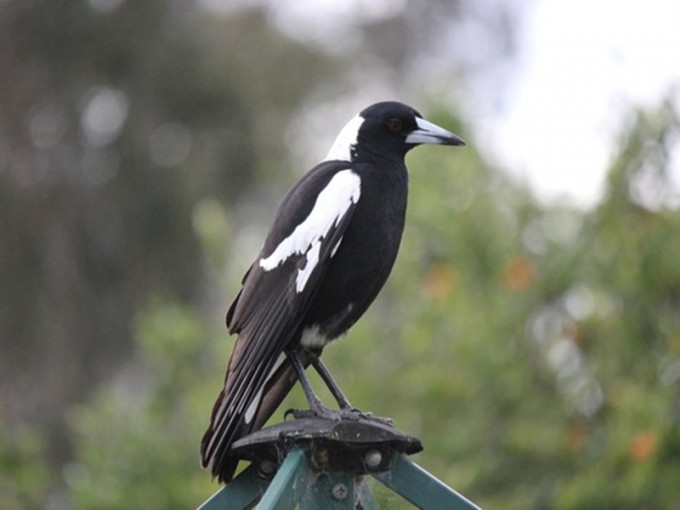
[259, 170, 361, 292]
[296, 238, 321, 292]
[324, 115, 363, 162]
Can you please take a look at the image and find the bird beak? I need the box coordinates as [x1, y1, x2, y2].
[406, 117, 466, 146]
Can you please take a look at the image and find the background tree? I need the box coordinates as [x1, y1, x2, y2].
[0, 0, 336, 469]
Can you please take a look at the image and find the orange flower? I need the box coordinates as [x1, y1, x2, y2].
[423, 263, 458, 300]
[503, 257, 534, 291]
[566, 421, 589, 452]
[630, 431, 657, 461]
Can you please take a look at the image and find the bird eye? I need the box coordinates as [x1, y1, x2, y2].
[386, 118, 403, 133]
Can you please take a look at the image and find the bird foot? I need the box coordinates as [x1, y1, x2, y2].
[341, 408, 394, 426]
[284, 405, 343, 422]
[284, 406, 394, 427]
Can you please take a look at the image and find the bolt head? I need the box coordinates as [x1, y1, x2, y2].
[258, 458, 277, 477]
[364, 449, 382, 469]
[331, 482, 348, 500]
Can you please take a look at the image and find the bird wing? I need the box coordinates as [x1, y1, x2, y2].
[200, 164, 361, 482]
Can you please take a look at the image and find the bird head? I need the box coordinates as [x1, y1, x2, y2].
[325, 101, 465, 163]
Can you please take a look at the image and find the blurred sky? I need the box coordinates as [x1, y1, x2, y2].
[486, 0, 680, 207]
[202, 0, 680, 208]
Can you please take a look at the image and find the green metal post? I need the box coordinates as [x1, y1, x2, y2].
[197, 464, 264, 510]
[372, 453, 481, 510]
[258, 448, 311, 509]
[299, 472, 378, 510]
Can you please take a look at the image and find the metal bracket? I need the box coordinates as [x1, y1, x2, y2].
[198, 417, 480, 509]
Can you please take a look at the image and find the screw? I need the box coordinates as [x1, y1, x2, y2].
[364, 449, 382, 469]
[258, 458, 277, 477]
[331, 482, 348, 500]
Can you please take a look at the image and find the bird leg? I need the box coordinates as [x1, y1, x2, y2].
[285, 350, 342, 421]
[310, 355, 393, 425]
[286, 350, 395, 426]
[312, 354, 395, 425]
[309, 355, 353, 410]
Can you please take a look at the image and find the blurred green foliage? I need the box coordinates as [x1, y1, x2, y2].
[0, 421, 48, 510]
[64, 300, 220, 508]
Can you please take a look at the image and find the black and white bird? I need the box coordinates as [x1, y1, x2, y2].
[200, 101, 465, 483]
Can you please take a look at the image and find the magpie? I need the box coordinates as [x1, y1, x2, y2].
[200, 101, 465, 483]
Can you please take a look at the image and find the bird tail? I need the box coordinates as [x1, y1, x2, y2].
[199, 341, 269, 482]
[199, 347, 314, 483]
[251, 348, 314, 430]
[199, 387, 247, 483]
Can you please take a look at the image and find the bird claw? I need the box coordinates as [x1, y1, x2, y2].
[284, 406, 394, 427]
[340, 408, 394, 426]
[284, 406, 342, 422]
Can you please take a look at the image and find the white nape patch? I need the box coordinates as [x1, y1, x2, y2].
[300, 325, 329, 349]
[259, 170, 361, 292]
[324, 115, 363, 162]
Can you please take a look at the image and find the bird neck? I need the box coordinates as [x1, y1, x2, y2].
[353, 156, 409, 191]
[351, 143, 408, 166]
